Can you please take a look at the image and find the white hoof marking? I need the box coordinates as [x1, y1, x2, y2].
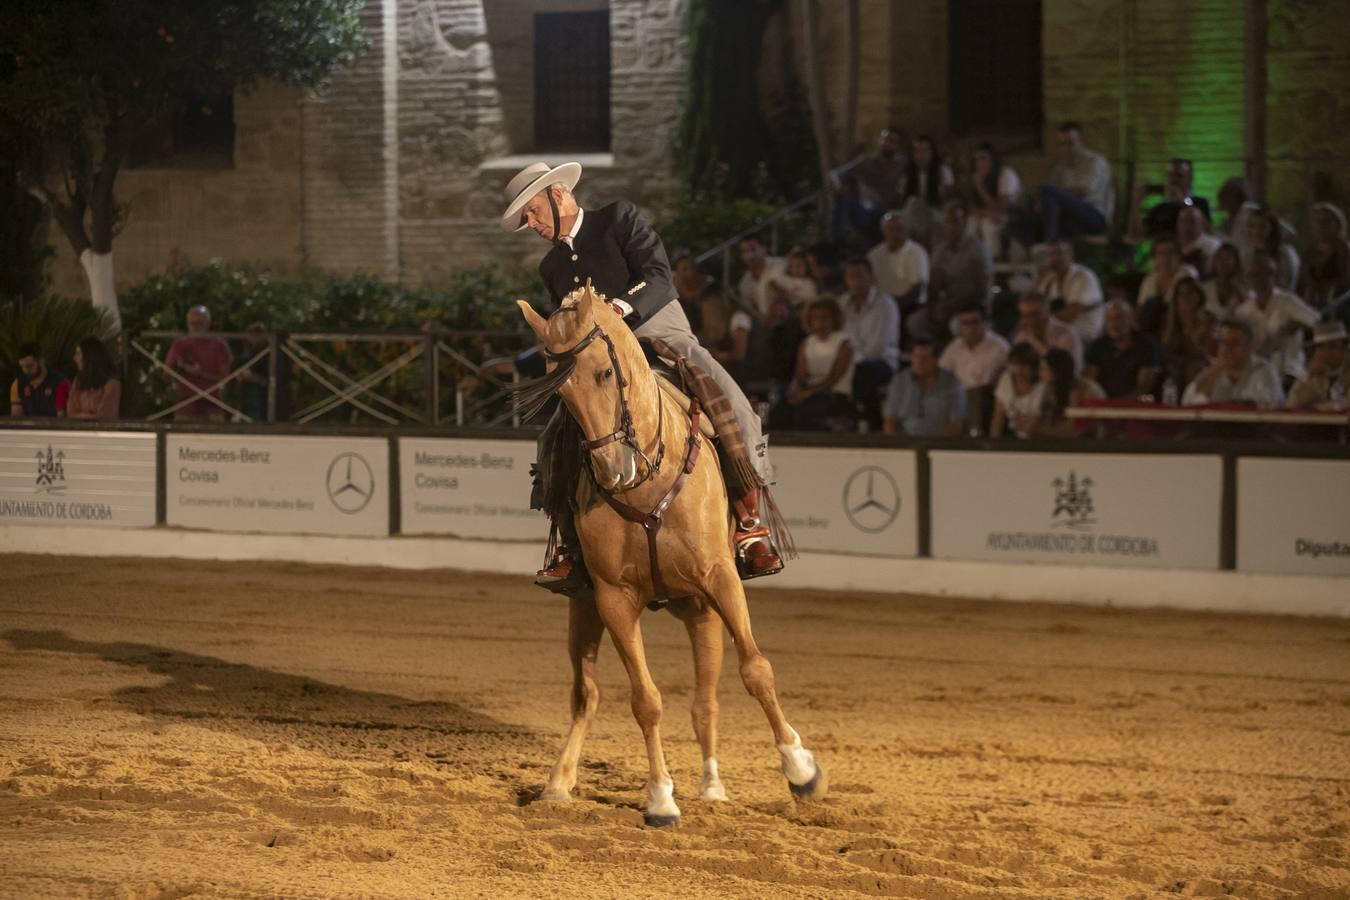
[699, 758, 728, 801]
[646, 777, 681, 820]
[777, 728, 819, 787]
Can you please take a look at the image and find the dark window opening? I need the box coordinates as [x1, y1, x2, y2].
[534, 11, 611, 152]
[129, 91, 235, 169]
[948, 0, 1042, 142]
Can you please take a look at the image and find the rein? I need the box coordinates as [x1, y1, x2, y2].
[543, 323, 701, 609]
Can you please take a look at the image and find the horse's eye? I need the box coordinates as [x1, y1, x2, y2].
[603, 367, 614, 380]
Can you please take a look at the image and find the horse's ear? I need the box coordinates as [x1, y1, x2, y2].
[576, 280, 597, 318]
[516, 299, 548, 338]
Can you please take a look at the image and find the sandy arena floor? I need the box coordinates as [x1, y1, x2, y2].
[0, 553, 1347, 899]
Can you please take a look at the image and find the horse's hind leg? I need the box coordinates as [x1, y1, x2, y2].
[539, 593, 605, 803]
[704, 565, 827, 802]
[595, 585, 681, 828]
[669, 598, 728, 801]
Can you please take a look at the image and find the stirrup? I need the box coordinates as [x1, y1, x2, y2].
[735, 528, 784, 580]
[535, 551, 592, 596]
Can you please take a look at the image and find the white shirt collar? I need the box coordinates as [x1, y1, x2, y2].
[562, 207, 584, 247]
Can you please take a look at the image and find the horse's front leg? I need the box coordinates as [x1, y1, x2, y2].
[595, 584, 681, 828]
[539, 592, 605, 802]
[670, 597, 728, 801]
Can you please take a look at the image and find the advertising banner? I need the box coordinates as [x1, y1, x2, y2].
[931, 451, 1222, 570]
[166, 434, 389, 537]
[0, 429, 156, 528]
[771, 447, 918, 557]
[399, 437, 545, 539]
[1237, 458, 1350, 577]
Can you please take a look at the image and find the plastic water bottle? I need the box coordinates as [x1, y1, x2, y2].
[1162, 376, 1178, 406]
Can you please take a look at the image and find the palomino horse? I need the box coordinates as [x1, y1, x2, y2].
[514, 285, 825, 828]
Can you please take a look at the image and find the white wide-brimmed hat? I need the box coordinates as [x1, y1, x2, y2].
[499, 161, 582, 233]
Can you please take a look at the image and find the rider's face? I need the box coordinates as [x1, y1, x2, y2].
[521, 189, 558, 240]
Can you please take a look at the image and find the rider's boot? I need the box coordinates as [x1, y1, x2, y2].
[535, 542, 591, 595]
[732, 486, 784, 580]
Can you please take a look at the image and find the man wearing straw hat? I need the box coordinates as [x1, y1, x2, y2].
[1286, 322, 1348, 410]
[499, 161, 783, 592]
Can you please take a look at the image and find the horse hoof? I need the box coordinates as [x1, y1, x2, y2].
[788, 762, 827, 801]
[643, 812, 681, 829]
[537, 790, 571, 804]
[699, 784, 729, 802]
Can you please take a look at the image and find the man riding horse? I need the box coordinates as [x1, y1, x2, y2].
[499, 161, 784, 592]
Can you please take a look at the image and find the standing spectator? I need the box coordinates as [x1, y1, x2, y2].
[939, 304, 1009, 432]
[1036, 121, 1114, 241]
[1136, 236, 1200, 337]
[1202, 243, 1247, 317]
[898, 135, 955, 245]
[164, 305, 233, 421]
[1009, 291, 1083, 372]
[1182, 319, 1284, 407]
[1025, 347, 1105, 437]
[9, 342, 69, 417]
[1235, 252, 1320, 383]
[832, 127, 906, 244]
[1035, 239, 1105, 345]
[1159, 280, 1213, 397]
[1244, 204, 1301, 292]
[1299, 202, 1350, 310]
[671, 249, 708, 333]
[1127, 158, 1211, 241]
[866, 211, 929, 323]
[1086, 300, 1162, 399]
[1215, 177, 1254, 253]
[1177, 205, 1223, 276]
[770, 298, 855, 432]
[881, 339, 966, 437]
[990, 342, 1045, 439]
[65, 337, 121, 419]
[922, 202, 992, 340]
[736, 236, 787, 325]
[967, 142, 1023, 260]
[1286, 322, 1348, 410]
[698, 284, 765, 386]
[236, 323, 272, 422]
[839, 257, 901, 429]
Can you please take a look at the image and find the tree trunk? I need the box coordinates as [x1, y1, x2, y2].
[796, 0, 833, 189]
[843, 0, 860, 160]
[79, 249, 120, 329]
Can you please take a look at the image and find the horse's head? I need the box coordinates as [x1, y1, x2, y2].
[517, 283, 656, 492]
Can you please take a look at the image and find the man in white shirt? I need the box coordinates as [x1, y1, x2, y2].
[1035, 239, 1104, 344]
[866, 211, 929, 318]
[1009, 290, 1083, 372]
[1177, 206, 1222, 276]
[1234, 251, 1320, 382]
[1183, 319, 1284, 408]
[736, 236, 787, 324]
[939, 304, 1009, 433]
[840, 257, 901, 428]
[1039, 121, 1113, 240]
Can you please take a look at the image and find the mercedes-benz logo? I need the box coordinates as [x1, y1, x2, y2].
[326, 452, 374, 514]
[842, 465, 900, 533]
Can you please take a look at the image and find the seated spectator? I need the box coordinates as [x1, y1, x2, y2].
[1127, 158, 1211, 241]
[1024, 346, 1105, 437]
[1086, 300, 1162, 399]
[1029, 121, 1113, 242]
[65, 337, 121, 419]
[1035, 239, 1104, 345]
[1009, 290, 1083, 372]
[831, 127, 906, 244]
[898, 134, 955, 245]
[1299, 202, 1350, 310]
[1136, 236, 1199, 337]
[1178, 205, 1222, 276]
[840, 256, 901, 428]
[761, 252, 816, 385]
[1235, 251, 1319, 383]
[967, 142, 1023, 260]
[939, 304, 1009, 431]
[866, 211, 929, 322]
[770, 298, 855, 432]
[806, 241, 845, 296]
[236, 323, 271, 422]
[698, 284, 767, 386]
[736, 236, 787, 325]
[1159, 279, 1214, 397]
[9, 341, 69, 417]
[990, 342, 1045, 439]
[1244, 204, 1301, 292]
[164, 305, 233, 421]
[1215, 176, 1254, 254]
[671, 249, 708, 333]
[1182, 318, 1284, 408]
[772, 247, 819, 309]
[1202, 243, 1247, 317]
[881, 338, 966, 437]
[1286, 322, 1348, 410]
[918, 201, 992, 341]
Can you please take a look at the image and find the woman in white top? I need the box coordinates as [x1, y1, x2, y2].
[967, 142, 1023, 260]
[1201, 242, 1246, 317]
[990, 342, 1045, 439]
[1243, 204, 1301, 292]
[769, 298, 855, 432]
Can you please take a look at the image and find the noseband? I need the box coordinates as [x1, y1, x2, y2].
[544, 323, 666, 487]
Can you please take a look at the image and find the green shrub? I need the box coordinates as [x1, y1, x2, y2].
[0, 295, 118, 378]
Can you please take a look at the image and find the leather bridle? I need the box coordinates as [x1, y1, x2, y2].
[543, 322, 703, 608]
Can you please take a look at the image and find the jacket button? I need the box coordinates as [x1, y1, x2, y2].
[571, 254, 578, 261]
[573, 276, 580, 283]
